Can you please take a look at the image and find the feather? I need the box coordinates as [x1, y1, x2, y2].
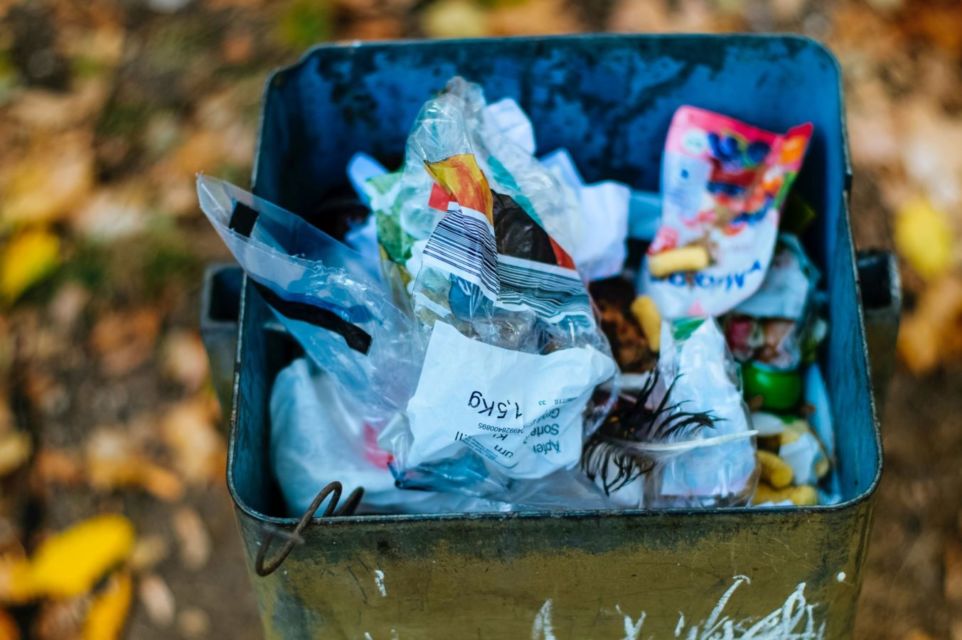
[582, 370, 716, 496]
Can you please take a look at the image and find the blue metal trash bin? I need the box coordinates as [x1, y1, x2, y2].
[207, 34, 897, 639]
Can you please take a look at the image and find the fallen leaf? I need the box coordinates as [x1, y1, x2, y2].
[177, 607, 210, 639]
[89, 308, 161, 376]
[901, 101, 962, 211]
[138, 573, 175, 627]
[897, 275, 962, 374]
[487, 0, 583, 35]
[31, 448, 84, 488]
[420, 0, 489, 38]
[71, 184, 150, 241]
[946, 539, 962, 606]
[894, 199, 956, 281]
[172, 508, 210, 572]
[0, 228, 61, 303]
[82, 571, 132, 640]
[0, 556, 34, 604]
[222, 28, 255, 64]
[0, 432, 31, 477]
[47, 283, 90, 331]
[130, 535, 170, 572]
[34, 597, 87, 640]
[0, 609, 18, 640]
[161, 330, 210, 392]
[7, 79, 110, 131]
[28, 514, 135, 599]
[607, 0, 673, 32]
[85, 429, 185, 502]
[0, 134, 95, 227]
[161, 399, 225, 485]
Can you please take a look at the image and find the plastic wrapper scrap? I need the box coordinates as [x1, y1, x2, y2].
[372, 78, 619, 495]
[724, 234, 826, 372]
[640, 106, 813, 319]
[583, 317, 758, 509]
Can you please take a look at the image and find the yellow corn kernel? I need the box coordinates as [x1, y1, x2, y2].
[752, 483, 818, 506]
[757, 450, 793, 489]
[647, 246, 710, 277]
[630, 295, 661, 352]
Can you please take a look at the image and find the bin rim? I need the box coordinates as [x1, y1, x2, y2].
[235, 32, 882, 529]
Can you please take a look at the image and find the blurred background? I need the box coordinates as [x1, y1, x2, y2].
[0, 0, 959, 638]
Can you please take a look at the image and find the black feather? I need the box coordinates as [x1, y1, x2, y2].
[582, 370, 716, 496]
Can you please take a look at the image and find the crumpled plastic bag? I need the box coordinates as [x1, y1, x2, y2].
[270, 358, 508, 515]
[641, 106, 813, 318]
[370, 78, 619, 496]
[197, 176, 421, 419]
[584, 318, 757, 508]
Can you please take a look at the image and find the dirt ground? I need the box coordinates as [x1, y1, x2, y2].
[1, 0, 961, 638]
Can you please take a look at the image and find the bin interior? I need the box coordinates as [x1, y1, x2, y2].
[232, 34, 879, 521]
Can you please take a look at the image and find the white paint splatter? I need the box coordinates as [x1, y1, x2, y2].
[374, 569, 387, 597]
[673, 576, 825, 640]
[615, 604, 646, 640]
[532, 599, 557, 640]
[835, 571, 846, 583]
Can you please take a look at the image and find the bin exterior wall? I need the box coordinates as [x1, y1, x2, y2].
[227, 35, 882, 639]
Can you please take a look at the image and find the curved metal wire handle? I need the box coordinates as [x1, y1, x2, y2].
[254, 481, 364, 577]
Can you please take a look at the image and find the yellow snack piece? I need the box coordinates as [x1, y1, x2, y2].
[647, 245, 710, 278]
[757, 450, 793, 489]
[753, 483, 818, 506]
[630, 295, 661, 352]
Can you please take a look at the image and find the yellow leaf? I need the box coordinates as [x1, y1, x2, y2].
[0, 229, 61, 302]
[0, 558, 35, 604]
[421, 0, 489, 38]
[894, 198, 956, 280]
[83, 572, 132, 640]
[0, 432, 31, 477]
[29, 515, 135, 599]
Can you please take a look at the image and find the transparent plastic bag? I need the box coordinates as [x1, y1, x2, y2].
[371, 79, 619, 495]
[197, 175, 422, 416]
[270, 358, 510, 515]
[583, 318, 757, 508]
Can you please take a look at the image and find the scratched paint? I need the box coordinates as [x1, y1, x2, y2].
[374, 569, 387, 597]
[531, 599, 557, 640]
[531, 576, 825, 640]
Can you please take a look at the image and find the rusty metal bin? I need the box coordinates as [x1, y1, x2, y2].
[202, 35, 900, 639]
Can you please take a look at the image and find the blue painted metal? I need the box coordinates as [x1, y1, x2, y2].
[216, 34, 887, 639]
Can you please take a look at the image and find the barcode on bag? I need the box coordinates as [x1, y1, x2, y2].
[422, 205, 499, 300]
[497, 256, 594, 325]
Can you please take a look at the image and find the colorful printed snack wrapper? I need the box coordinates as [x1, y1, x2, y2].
[641, 106, 813, 318]
[374, 78, 619, 489]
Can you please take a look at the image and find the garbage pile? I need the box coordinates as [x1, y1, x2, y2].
[197, 77, 837, 515]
